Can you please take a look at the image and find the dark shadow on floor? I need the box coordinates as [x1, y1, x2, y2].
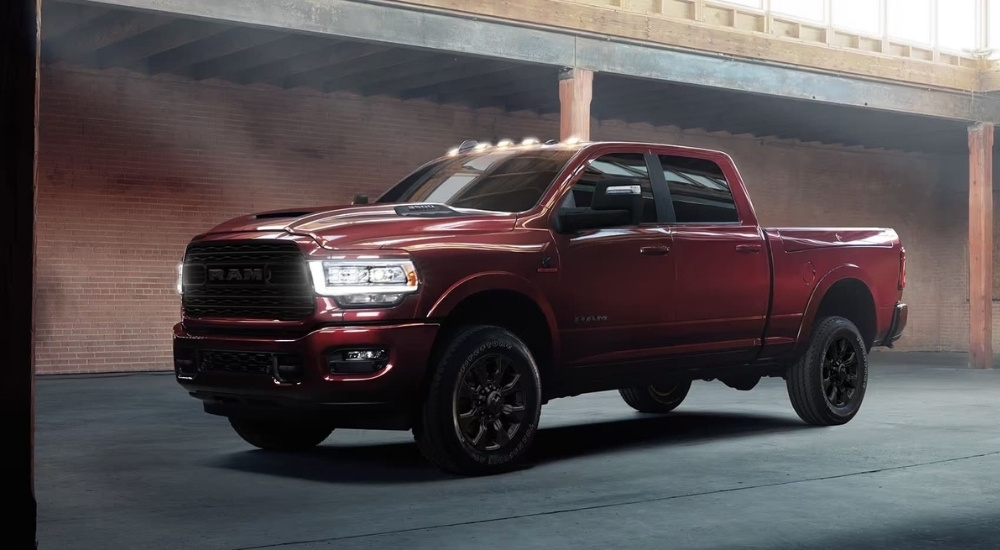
[529, 411, 807, 464]
[209, 411, 807, 484]
[211, 439, 445, 484]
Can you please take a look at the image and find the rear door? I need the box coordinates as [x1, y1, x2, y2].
[655, 153, 770, 363]
[552, 149, 676, 368]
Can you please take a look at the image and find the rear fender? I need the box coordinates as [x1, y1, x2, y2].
[792, 264, 877, 357]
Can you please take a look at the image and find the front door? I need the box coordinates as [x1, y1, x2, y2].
[552, 151, 675, 368]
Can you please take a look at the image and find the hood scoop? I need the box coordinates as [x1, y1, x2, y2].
[251, 210, 316, 220]
[393, 204, 462, 217]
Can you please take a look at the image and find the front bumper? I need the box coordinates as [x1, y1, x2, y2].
[173, 322, 440, 429]
[883, 302, 908, 347]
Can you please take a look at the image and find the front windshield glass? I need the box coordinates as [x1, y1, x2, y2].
[377, 148, 579, 212]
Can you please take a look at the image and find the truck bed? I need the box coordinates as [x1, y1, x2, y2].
[759, 227, 904, 362]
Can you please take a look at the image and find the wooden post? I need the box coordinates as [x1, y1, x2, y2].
[0, 0, 40, 547]
[558, 67, 593, 142]
[969, 122, 994, 369]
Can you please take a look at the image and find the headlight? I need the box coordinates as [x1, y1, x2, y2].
[308, 260, 419, 308]
[176, 262, 184, 295]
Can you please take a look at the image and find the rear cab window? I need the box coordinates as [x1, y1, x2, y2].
[658, 154, 740, 224]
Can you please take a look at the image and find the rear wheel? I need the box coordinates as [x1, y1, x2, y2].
[619, 379, 692, 414]
[786, 316, 869, 426]
[414, 325, 542, 476]
[228, 418, 334, 451]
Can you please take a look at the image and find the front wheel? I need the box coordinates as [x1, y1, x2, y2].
[228, 418, 334, 451]
[786, 316, 869, 426]
[414, 325, 542, 476]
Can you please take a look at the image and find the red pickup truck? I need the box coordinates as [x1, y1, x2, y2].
[174, 139, 907, 475]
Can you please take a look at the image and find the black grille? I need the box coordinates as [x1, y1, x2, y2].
[198, 350, 276, 376]
[181, 241, 315, 320]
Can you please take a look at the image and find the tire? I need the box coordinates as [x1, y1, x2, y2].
[228, 418, 334, 451]
[619, 379, 692, 414]
[786, 316, 869, 426]
[414, 325, 542, 476]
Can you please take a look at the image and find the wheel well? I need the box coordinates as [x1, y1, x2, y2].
[434, 290, 554, 386]
[814, 278, 877, 350]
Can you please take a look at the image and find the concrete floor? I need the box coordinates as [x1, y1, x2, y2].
[36, 352, 1000, 550]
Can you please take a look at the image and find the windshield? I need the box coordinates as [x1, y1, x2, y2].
[377, 148, 579, 212]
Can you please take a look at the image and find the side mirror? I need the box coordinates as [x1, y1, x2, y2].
[352, 194, 369, 205]
[555, 180, 642, 233]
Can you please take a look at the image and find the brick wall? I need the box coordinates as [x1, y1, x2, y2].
[37, 66, 969, 374]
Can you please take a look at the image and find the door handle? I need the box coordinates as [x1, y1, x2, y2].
[640, 246, 671, 256]
[736, 244, 762, 254]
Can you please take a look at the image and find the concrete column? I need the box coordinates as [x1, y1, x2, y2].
[0, 0, 40, 546]
[968, 122, 994, 369]
[558, 67, 593, 142]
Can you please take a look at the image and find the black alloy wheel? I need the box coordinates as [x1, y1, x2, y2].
[414, 325, 542, 476]
[649, 383, 683, 400]
[454, 353, 528, 452]
[822, 337, 860, 408]
[786, 315, 869, 426]
[619, 378, 692, 414]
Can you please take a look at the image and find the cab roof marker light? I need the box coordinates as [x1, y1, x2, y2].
[474, 142, 491, 150]
[521, 137, 540, 145]
[456, 140, 479, 153]
[447, 147, 459, 156]
[497, 139, 513, 147]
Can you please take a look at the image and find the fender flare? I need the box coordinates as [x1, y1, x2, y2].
[792, 264, 878, 357]
[426, 271, 562, 359]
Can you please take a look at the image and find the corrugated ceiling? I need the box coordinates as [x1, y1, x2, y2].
[42, 0, 975, 155]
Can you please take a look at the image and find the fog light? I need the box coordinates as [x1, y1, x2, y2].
[344, 349, 386, 361]
[328, 348, 388, 374]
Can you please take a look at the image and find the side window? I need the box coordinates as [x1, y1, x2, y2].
[560, 153, 658, 223]
[659, 155, 740, 224]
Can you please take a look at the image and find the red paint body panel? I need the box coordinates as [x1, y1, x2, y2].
[172, 141, 907, 427]
[762, 227, 903, 358]
[668, 224, 770, 361]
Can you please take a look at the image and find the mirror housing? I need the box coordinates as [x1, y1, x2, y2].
[555, 179, 643, 233]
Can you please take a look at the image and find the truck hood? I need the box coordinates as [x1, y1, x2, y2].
[204, 203, 519, 249]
